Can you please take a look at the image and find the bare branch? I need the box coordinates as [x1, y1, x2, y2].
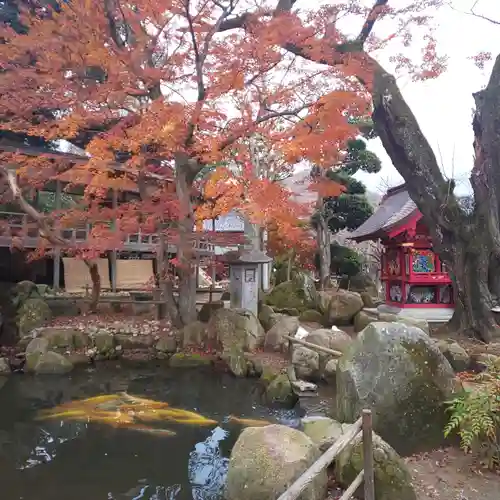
[0, 166, 101, 310]
[447, 0, 500, 26]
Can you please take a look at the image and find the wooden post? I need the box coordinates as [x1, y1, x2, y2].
[276, 418, 363, 500]
[362, 409, 375, 500]
[53, 180, 61, 291]
[110, 189, 118, 292]
[157, 224, 167, 319]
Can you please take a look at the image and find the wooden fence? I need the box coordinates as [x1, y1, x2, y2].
[281, 334, 375, 500]
[276, 410, 375, 500]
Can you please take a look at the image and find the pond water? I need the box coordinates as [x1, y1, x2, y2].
[0, 363, 301, 500]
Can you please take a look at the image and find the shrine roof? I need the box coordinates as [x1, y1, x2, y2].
[348, 184, 418, 242]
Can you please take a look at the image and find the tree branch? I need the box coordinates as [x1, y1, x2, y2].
[0, 165, 101, 310]
[447, 1, 500, 26]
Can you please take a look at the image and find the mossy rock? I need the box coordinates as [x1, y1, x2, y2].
[258, 304, 275, 331]
[353, 310, 376, 333]
[25, 337, 50, 372]
[266, 279, 315, 312]
[198, 300, 224, 323]
[223, 346, 248, 377]
[39, 327, 89, 349]
[12, 280, 40, 307]
[265, 373, 297, 407]
[259, 364, 282, 385]
[17, 298, 51, 335]
[336, 322, 461, 456]
[169, 352, 213, 368]
[299, 309, 324, 324]
[33, 351, 74, 375]
[226, 425, 327, 500]
[93, 331, 115, 354]
[339, 272, 378, 296]
[274, 307, 299, 317]
[336, 432, 417, 500]
[181, 321, 207, 347]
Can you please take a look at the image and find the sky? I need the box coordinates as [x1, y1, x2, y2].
[354, 0, 500, 195]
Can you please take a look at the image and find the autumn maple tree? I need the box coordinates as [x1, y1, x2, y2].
[0, 0, 355, 325]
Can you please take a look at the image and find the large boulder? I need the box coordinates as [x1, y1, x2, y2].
[265, 373, 297, 406]
[266, 273, 317, 312]
[319, 290, 363, 325]
[223, 346, 249, 377]
[93, 331, 115, 355]
[264, 316, 299, 351]
[198, 300, 224, 323]
[378, 313, 430, 335]
[33, 351, 74, 375]
[436, 339, 470, 372]
[258, 304, 275, 331]
[0, 357, 10, 375]
[39, 327, 89, 349]
[339, 272, 378, 297]
[225, 425, 327, 500]
[353, 310, 377, 333]
[306, 328, 352, 355]
[207, 308, 264, 353]
[11, 280, 40, 307]
[25, 337, 50, 371]
[17, 298, 51, 335]
[181, 321, 207, 347]
[302, 416, 347, 451]
[336, 322, 461, 455]
[336, 431, 417, 500]
[292, 346, 320, 380]
[299, 309, 324, 324]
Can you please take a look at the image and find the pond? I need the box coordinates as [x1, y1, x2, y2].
[0, 363, 301, 500]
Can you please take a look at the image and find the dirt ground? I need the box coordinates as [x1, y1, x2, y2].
[406, 447, 500, 499]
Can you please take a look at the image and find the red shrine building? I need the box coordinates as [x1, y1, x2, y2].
[349, 184, 454, 322]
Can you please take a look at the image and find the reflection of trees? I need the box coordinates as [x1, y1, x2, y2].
[109, 483, 181, 499]
[17, 421, 87, 471]
[188, 426, 229, 500]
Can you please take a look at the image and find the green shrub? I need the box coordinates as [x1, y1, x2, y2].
[444, 362, 500, 469]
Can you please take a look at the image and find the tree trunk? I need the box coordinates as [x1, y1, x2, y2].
[174, 156, 197, 325]
[85, 261, 101, 313]
[367, 53, 500, 341]
[317, 210, 331, 290]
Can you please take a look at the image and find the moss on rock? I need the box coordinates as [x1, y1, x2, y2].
[336, 322, 461, 456]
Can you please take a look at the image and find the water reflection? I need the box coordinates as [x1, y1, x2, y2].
[0, 365, 300, 500]
[189, 426, 229, 500]
[18, 421, 87, 470]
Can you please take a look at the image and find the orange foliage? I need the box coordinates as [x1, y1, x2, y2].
[0, 0, 446, 257]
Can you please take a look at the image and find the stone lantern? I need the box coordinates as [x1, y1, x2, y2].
[224, 249, 272, 317]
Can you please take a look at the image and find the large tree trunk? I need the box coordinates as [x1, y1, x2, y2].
[368, 53, 500, 342]
[316, 208, 331, 290]
[174, 156, 197, 325]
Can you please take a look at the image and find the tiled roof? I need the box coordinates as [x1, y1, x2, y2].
[348, 185, 418, 242]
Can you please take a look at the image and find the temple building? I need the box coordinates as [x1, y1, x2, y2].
[349, 184, 454, 322]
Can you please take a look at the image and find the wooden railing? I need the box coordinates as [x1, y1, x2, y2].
[277, 410, 375, 500]
[282, 334, 375, 500]
[0, 211, 216, 252]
